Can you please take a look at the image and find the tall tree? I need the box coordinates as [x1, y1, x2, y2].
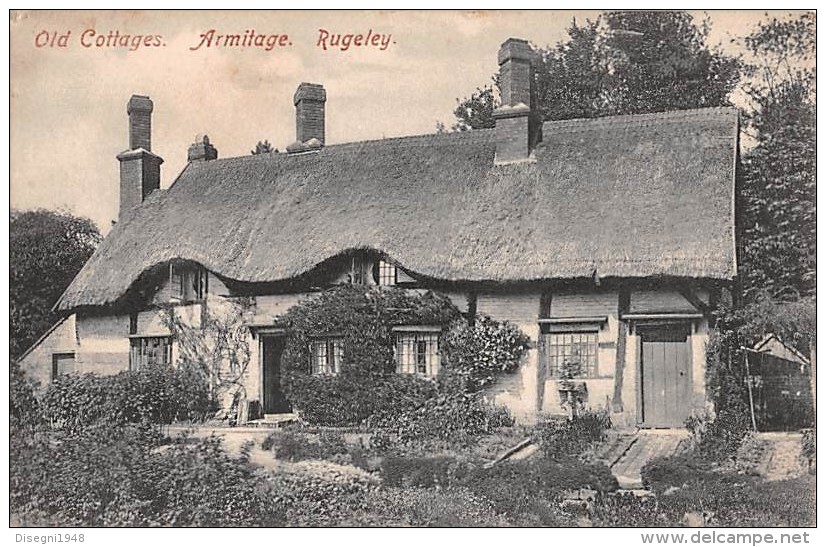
[10, 210, 101, 358]
[449, 11, 740, 129]
[738, 12, 815, 301]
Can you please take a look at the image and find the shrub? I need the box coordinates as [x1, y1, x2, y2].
[641, 454, 721, 495]
[619, 464, 815, 527]
[368, 393, 514, 446]
[265, 460, 379, 526]
[461, 458, 617, 525]
[262, 429, 349, 461]
[10, 360, 43, 431]
[10, 425, 281, 526]
[801, 428, 816, 471]
[535, 410, 612, 462]
[380, 455, 471, 488]
[350, 486, 508, 527]
[41, 364, 212, 430]
[288, 373, 438, 426]
[684, 405, 752, 462]
[440, 315, 530, 392]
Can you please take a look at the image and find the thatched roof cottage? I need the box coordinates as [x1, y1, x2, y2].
[20, 38, 740, 427]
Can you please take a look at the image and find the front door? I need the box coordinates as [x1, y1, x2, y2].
[639, 324, 692, 428]
[261, 335, 291, 414]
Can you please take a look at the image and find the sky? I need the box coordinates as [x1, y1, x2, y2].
[9, 9, 798, 233]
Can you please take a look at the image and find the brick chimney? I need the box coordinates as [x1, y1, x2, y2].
[187, 134, 218, 162]
[287, 83, 326, 154]
[116, 94, 163, 219]
[493, 38, 538, 164]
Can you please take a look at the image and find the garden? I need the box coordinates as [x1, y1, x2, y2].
[9, 286, 816, 527]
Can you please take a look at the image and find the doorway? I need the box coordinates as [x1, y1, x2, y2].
[638, 324, 692, 428]
[261, 335, 291, 414]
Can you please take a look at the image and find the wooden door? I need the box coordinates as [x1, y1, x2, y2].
[261, 336, 291, 414]
[639, 324, 692, 428]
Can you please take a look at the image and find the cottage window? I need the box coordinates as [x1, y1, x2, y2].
[542, 328, 599, 379]
[377, 260, 397, 286]
[310, 337, 344, 375]
[129, 336, 172, 370]
[394, 327, 440, 377]
[170, 263, 207, 302]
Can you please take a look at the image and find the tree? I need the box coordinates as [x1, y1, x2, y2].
[449, 11, 741, 129]
[251, 140, 276, 154]
[738, 12, 815, 301]
[10, 209, 101, 359]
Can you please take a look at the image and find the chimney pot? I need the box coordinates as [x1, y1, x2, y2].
[293, 82, 326, 146]
[188, 134, 218, 162]
[127, 94, 154, 151]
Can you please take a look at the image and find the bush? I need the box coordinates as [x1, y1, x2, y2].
[641, 454, 721, 495]
[612, 462, 815, 527]
[262, 429, 349, 461]
[10, 361, 42, 431]
[288, 373, 438, 426]
[440, 315, 530, 392]
[461, 458, 617, 525]
[10, 425, 281, 526]
[801, 428, 816, 471]
[380, 455, 471, 488]
[535, 410, 612, 462]
[350, 486, 508, 526]
[265, 460, 379, 526]
[685, 406, 752, 462]
[42, 364, 212, 430]
[368, 393, 514, 446]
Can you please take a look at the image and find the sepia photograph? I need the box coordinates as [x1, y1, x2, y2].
[8, 8, 816, 532]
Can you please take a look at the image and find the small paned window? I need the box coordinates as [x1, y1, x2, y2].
[130, 336, 172, 370]
[377, 260, 397, 286]
[310, 338, 344, 375]
[543, 331, 598, 378]
[395, 331, 440, 377]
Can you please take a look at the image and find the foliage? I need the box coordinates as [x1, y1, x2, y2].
[250, 139, 277, 154]
[262, 429, 349, 461]
[440, 314, 530, 392]
[10, 425, 282, 526]
[449, 85, 497, 131]
[801, 428, 816, 471]
[10, 360, 43, 431]
[163, 297, 253, 414]
[381, 455, 471, 488]
[461, 458, 618, 525]
[368, 393, 514, 446]
[351, 486, 507, 527]
[41, 363, 212, 430]
[279, 285, 459, 424]
[288, 373, 438, 426]
[449, 11, 740, 130]
[10, 209, 101, 358]
[264, 460, 378, 526]
[611, 460, 816, 527]
[280, 285, 525, 431]
[534, 410, 612, 462]
[739, 12, 815, 300]
[281, 284, 459, 380]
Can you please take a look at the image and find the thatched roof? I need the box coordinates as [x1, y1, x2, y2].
[58, 106, 738, 310]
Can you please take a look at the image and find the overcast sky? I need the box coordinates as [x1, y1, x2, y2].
[10, 10, 795, 232]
